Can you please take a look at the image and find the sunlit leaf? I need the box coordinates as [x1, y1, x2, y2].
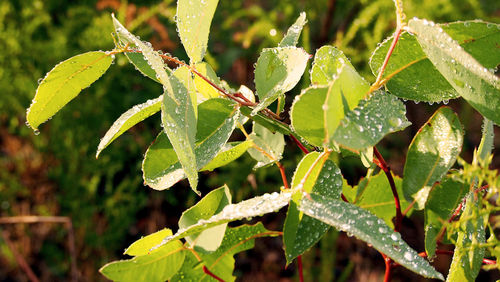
[279, 12, 307, 47]
[27, 51, 113, 130]
[247, 122, 285, 169]
[409, 19, 500, 124]
[194, 62, 222, 100]
[284, 152, 342, 263]
[143, 98, 239, 191]
[125, 228, 172, 256]
[201, 141, 253, 171]
[299, 193, 444, 280]
[179, 185, 231, 252]
[96, 96, 162, 158]
[176, 0, 219, 63]
[402, 107, 463, 209]
[310, 45, 353, 85]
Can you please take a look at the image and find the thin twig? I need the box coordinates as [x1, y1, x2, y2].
[369, 27, 403, 94]
[1, 229, 40, 282]
[373, 147, 402, 232]
[418, 250, 497, 265]
[277, 162, 290, 189]
[203, 266, 225, 282]
[297, 255, 304, 282]
[289, 134, 310, 154]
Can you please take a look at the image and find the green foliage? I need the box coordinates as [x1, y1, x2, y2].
[19, 0, 500, 281]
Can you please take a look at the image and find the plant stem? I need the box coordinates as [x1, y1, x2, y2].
[203, 266, 225, 282]
[289, 134, 310, 154]
[369, 27, 403, 94]
[297, 255, 305, 282]
[373, 147, 402, 232]
[418, 250, 497, 265]
[382, 254, 392, 282]
[277, 162, 290, 189]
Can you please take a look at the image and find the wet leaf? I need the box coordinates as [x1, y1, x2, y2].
[402, 107, 463, 209]
[279, 12, 307, 47]
[299, 193, 444, 280]
[99, 238, 185, 282]
[333, 91, 411, 150]
[152, 191, 292, 251]
[409, 19, 500, 124]
[370, 20, 500, 102]
[179, 185, 232, 252]
[143, 98, 239, 191]
[193, 62, 223, 100]
[247, 122, 285, 169]
[96, 96, 162, 158]
[290, 85, 327, 146]
[310, 45, 354, 85]
[284, 152, 342, 263]
[252, 47, 309, 114]
[125, 228, 172, 256]
[27, 51, 113, 130]
[201, 141, 253, 171]
[176, 0, 219, 63]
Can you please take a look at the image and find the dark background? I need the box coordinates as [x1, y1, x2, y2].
[1, 0, 499, 281]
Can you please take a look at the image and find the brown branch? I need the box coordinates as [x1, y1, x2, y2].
[277, 162, 290, 189]
[0, 216, 78, 282]
[1, 229, 40, 282]
[373, 147, 402, 232]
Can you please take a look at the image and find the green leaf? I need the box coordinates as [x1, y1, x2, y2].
[112, 14, 171, 87]
[96, 96, 162, 158]
[162, 70, 199, 193]
[201, 141, 253, 171]
[247, 122, 285, 169]
[424, 177, 468, 258]
[252, 47, 309, 114]
[478, 118, 494, 162]
[143, 98, 239, 191]
[152, 191, 292, 251]
[446, 193, 486, 282]
[179, 185, 232, 252]
[409, 19, 500, 124]
[171, 223, 278, 282]
[125, 228, 173, 256]
[99, 239, 185, 282]
[370, 21, 500, 102]
[284, 152, 342, 263]
[299, 194, 444, 280]
[403, 107, 463, 209]
[176, 0, 219, 63]
[240, 106, 293, 135]
[290, 62, 369, 148]
[310, 45, 354, 85]
[333, 91, 411, 150]
[279, 12, 307, 47]
[26, 51, 113, 130]
[290, 85, 327, 146]
[352, 172, 410, 229]
[194, 62, 223, 100]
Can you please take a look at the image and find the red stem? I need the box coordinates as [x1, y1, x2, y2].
[297, 255, 304, 282]
[418, 250, 497, 265]
[373, 27, 402, 88]
[382, 254, 392, 282]
[277, 162, 290, 189]
[373, 147, 402, 232]
[289, 134, 310, 154]
[341, 194, 349, 203]
[203, 266, 225, 282]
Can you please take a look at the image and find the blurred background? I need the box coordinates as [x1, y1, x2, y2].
[0, 0, 499, 281]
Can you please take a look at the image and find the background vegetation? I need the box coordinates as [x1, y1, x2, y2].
[1, 0, 499, 280]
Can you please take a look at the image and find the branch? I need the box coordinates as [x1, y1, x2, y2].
[277, 162, 290, 189]
[297, 255, 304, 282]
[418, 250, 497, 266]
[373, 147, 402, 232]
[288, 134, 310, 154]
[369, 27, 403, 94]
[203, 266, 225, 282]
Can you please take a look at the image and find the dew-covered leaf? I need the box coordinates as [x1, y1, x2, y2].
[424, 177, 468, 258]
[194, 62, 222, 101]
[409, 19, 500, 124]
[279, 12, 307, 47]
[299, 193, 444, 280]
[179, 185, 231, 252]
[201, 141, 253, 171]
[290, 85, 327, 146]
[176, 0, 219, 63]
[478, 118, 494, 162]
[351, 172, 410, 229]
[112, 14, 171, 87]
[99, 238, 185, 282]
[402, 107, 463, 209]
[247, 122, 285, 169]
[162, 70, 198, 193]
[284, 152, 342, 263]
[310, 45, 353, 85]
[171, 223, 278, 282]
[333, 91, 411, 150]
[446, 193, 486, 282]
[143, 98, 239, 191]
[370, 20, 500, 103]
[125, 228, 172, 256]
[152, 191, 292, 251]
[27, 51, 113, 130]
[252, 47, 309, 114]
[96, 96, 161, 158]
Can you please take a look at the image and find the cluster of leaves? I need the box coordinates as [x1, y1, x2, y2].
[26, 0, 500, 281]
